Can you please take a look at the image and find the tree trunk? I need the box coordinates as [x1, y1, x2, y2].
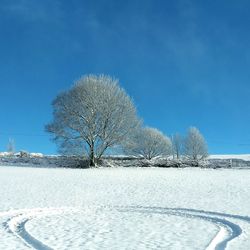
[89, 145, 95, 167]
[176, 151, 179, 159]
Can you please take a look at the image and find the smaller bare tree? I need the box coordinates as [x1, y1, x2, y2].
[184, 127, 208, 161]
[124, 127, 172, 160]
[171, 133, 183, 159]
[7, 138, 15, 155]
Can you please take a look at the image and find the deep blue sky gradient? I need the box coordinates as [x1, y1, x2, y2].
[1, 0, 250, 154]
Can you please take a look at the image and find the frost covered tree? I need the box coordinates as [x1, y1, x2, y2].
[184, 127, 208, 160]
[171, 133, 183, 159]
[124, 127, 172, 160]
[46, 74, 140, 166]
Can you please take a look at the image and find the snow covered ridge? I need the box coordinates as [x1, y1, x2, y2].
[0, 154, 89, 168]
[209, 154, 250, 161]
[1, 153, 250, 168]
[1, 151, 250, 161]
[107, 157, 250, 169]
[0, 152, 44, 157]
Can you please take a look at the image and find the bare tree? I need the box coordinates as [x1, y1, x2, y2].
[7, 138, 15, 155]
[46, 74, 140, 166]
[124, 127, 172, 160]
[184, 127, 208, 161]
[171, 133, 183, 159]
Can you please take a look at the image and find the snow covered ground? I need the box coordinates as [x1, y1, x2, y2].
[0, 166, 250, 249]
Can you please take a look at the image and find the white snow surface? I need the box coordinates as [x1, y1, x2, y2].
[0, 166, 250, 250]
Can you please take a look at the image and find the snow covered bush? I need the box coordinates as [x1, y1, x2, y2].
[184, 127, 208, 161]
[123, 127, 172, 160]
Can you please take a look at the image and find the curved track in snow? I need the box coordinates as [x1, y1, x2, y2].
[0, 208, 75, 249]
[0, 207, 249, 250]
[122, 207, 247, 250]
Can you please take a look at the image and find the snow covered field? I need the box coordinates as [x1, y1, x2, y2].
[0, 166, 250, 250]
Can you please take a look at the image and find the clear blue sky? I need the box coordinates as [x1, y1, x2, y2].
[0, 0, 250, 154]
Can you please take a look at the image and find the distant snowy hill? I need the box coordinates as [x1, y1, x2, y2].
[209, 154, 250, 161]
[0, 152, 44, 157]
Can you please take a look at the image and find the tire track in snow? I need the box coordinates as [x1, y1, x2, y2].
[119, 206, 248, 250]
[0, 206, 249, 250]
[0, 208, 76, 250]
[7, 211, 54, 250]
[175, 208, 250, 223]
[173, 208, 250, 250]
